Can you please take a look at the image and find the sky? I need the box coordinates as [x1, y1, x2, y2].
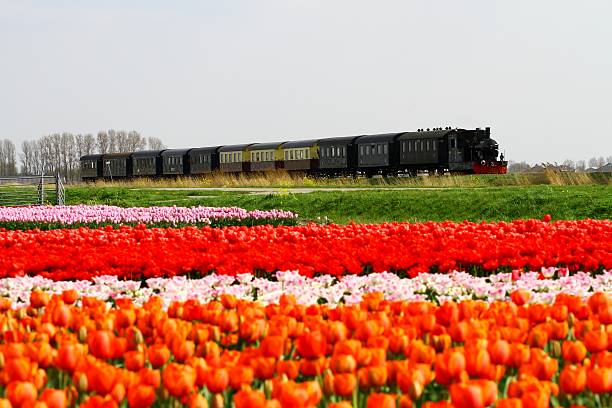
[1, 0, 611, 164]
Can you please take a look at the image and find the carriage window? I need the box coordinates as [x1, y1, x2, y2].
[377, 145, 382, 155]
[450, 138, 456, 149]
[433, 142, 436, 151]
[305, 149, 309, 159]
[290, 150, 294, 160]
[383, 144, 388, 154]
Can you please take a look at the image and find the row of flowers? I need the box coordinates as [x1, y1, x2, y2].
[0, 269, 610, 309]
[0, 290, 609, 407]
[0, 205, 298, 230]
[0, 219, 609, 280]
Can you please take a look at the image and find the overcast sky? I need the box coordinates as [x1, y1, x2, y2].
[1, 0, 611, 164]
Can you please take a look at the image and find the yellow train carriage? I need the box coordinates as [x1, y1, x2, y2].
[282, 139, 320, 172]
[219, 144, 253, 173]
[248, 142, 285, 172]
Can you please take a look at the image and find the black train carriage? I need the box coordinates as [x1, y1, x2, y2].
[397, 129, 448, 174]
[318, 136, 360, 176]
[355, 133, 403, 176]
[132, 150, 165, 177]
[188, 147, 220, 175]
[162, 149, 191, 176]
[282, 139, 319, 173]
[80, 154, 104, 181]
[248, 142, 285, 172]
[101, 153, 132, 179]
[218, 144, 252, 173]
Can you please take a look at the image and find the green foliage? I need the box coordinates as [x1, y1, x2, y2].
[64, 185, 612, 224]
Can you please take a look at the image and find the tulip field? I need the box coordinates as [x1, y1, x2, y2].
[0, 203, 610, 407]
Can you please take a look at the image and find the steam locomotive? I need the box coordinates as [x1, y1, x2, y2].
[80, 127, 507, 180]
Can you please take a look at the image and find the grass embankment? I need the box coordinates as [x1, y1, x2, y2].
[85, 169, 612, 189]
[66, 185, 612, 224]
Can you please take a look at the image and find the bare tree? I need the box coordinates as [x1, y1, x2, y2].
[562, 159, 575, 170]
[575, 160, 586, 172]
[587, 157, 599, 169]
[83, 134, 96, 155]
[97, 131, 110, 154]
[147, 137, 166, 150]
[3, 140, 17, 176]
[107, 129, 117, 153]
[127, 131, 147, 151]
[508, 161, 532, 173]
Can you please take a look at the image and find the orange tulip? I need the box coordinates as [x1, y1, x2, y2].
[61, 289, 79, 305]
[6, 381, 38, 408]
[584, 330, 608, 354]
[559, 365, 586, 395]
[229, 365, 254, 390]
[206, 367, 229, 394]
[110, 382, 126, 404]
[450, 381, 484, 408]
[271, 359, 297, 380]
[496, 398, 523, 408]
[367, 365, 388, 387]
[510, 289, 530, 306]
[162, 363, 196, 398]
[127, 384, 156, 408]
[88, 330, 115, 360]
[87, 363, 117, 395]
[138, 367, 161, 389]
[260, 335, 285, 359]
[296, 330, 327, 359]
[333, 373, 357, 397]
[147, 344, 170, 368]
[172, 340, 195, 363]
[366, 393, 396, 408]
[124, 351, 146, 372]
[465, 347, 492, 378]
[562, 341, 587, 364]
[40, 388, 67, 408]
[187, 393, 209, 408]
[488, 339, 510, 365]
[30, 290, 50, 308]
[586, 366, 612, 394]
[5, 357, 33, 382]
[234, 389, 266, 408]
[330, 353, 357, 374]
[435, 350, 466, 385]
[329, 402, 353, 408]
[51, 303, 73, 328]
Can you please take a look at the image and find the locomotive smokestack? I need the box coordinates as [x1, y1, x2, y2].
[485, 127, 491, 136]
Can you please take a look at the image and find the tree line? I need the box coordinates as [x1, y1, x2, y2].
[0, 131, 165, 181]
[508, 156, 612, 173]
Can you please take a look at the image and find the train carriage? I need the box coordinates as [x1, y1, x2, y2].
[398, 129, 448, 172]
[318, 136, 360, 175]
[188, 147, 220, 175]
[162, 149, 191, 176]
[132, 150, 165, 177]
[101, 153, 132, 179]
[355, 133, 403, 175]
[219, 144, 252, 173]
[80, 154, 104, 181]
[248, 142, 285, 172]
[282, 139, 320, 172]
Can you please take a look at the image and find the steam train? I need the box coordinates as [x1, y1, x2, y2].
[80, 127, 507, 181]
